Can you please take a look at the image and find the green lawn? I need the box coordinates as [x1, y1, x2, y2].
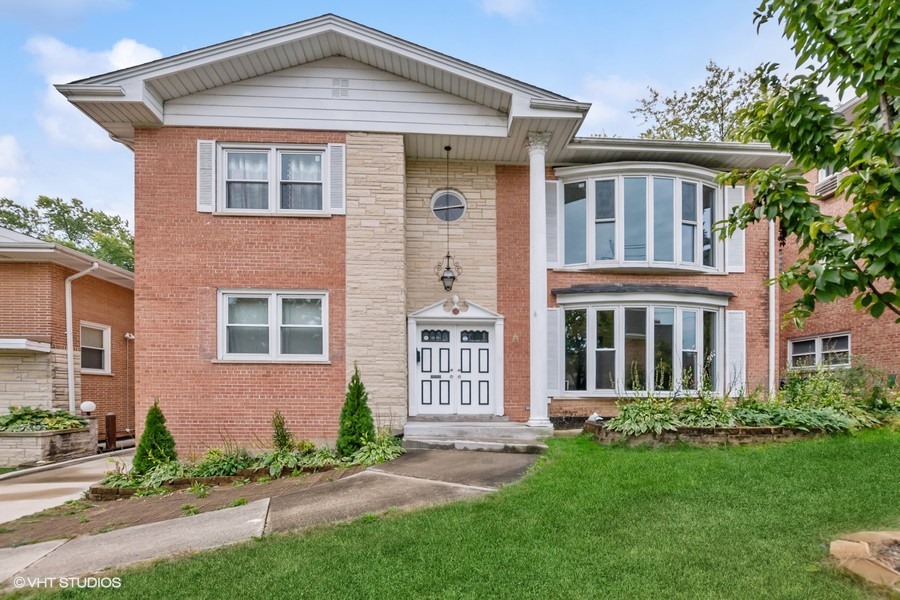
[54, 431, 899, 599]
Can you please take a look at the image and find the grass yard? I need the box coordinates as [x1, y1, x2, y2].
[49, 430, 899, 599]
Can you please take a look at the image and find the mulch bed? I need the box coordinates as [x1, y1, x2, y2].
[0, 465, 363, 548]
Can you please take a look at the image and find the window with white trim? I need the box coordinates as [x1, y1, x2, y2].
[220, 145, 327, 214]
[563, 303, 722, 394]
[80, 323, 111, 374]
[789, 333, 850, 369]
[557, 167, 724, 271]
[218, 291, 328, 361]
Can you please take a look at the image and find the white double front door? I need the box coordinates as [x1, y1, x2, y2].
[415, 324, 494, 415]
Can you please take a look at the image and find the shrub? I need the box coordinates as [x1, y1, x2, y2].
[141, 460, 189, 489]
[132, 399, 177, 475]
[0, 406, 86, 432]
[351, 429, 405, 465]
[607, 396, 679, 436]
[336, 365, 375, 457]
[256, 446, 341, 477]
[191, 447, 254, 477]
[677, 397, 735, 428]
[778, 369, 880, 428]
[271, 410, 294, 452]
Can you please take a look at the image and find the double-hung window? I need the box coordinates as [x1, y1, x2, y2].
[789, 334, 850, 369]
[555, 165, 724, 271]
[221, 146, 326, 214]
[219, 290, 328, 362]
[562, 303, 722, 394]
[80, 322, 111, 375]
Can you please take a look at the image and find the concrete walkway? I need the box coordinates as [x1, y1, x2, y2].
[0, 451, 133, 524]
[1, 449, 536, 589]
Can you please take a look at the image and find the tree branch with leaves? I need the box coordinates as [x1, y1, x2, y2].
[718, 0, 899, 324]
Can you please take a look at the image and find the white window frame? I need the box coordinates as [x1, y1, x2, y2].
[80, 321, 111, 375]
[217, 289, 329, 363]
[217, 144, 330, 216]
[557, 294, 727, 397]
[554, 163, 726, 273]
[788, 332, 851, 370]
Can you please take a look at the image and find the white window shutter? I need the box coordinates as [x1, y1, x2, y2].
[725, 310, 746, 396]
[725, 186, 745, 273]
[196, 140, 216, 213]
[328, 143, 346, 214]
[545, 180, 559, 264]
[547, 308, 561, 395]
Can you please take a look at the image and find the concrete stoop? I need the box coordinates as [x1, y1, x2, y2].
[402, 421, 551, 454]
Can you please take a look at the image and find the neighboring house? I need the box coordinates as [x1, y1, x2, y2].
[0, 227, 134, 441]
[59, 14, 791, 448]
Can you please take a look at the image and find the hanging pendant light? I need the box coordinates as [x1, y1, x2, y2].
[434, 145, 462, 292]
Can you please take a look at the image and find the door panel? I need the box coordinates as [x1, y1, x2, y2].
[415, 324, 494, 415]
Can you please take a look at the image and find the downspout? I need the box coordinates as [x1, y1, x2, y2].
[768, 221, 777, 395]
[66, 262, 99, 414]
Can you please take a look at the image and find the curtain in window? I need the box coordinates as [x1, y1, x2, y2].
[226, 153, 268, 209]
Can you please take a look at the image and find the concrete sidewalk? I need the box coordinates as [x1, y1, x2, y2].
[0, 451, 133, 524]
[1, 449, 536, 588]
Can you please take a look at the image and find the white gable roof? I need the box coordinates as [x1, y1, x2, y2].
[58, 13, 589, 158]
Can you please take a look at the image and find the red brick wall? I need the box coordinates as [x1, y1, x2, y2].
[495, 165, 531, 422]
[0, 263, 53, 339]
[779, 170, 900, 379]
[60, 266, 135, 440]
[0, 261, 134, 438]
[133, 127, 347, 450]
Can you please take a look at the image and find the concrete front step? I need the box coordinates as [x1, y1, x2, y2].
[403, 438, 548, 454]
[402, 421, 552, 454]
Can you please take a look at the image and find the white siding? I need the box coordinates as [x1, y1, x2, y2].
[165, 56, 508, 137]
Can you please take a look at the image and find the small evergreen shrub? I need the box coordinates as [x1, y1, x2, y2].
[132, 399, 177, 475]
[336, 365, 375, 457]
[271, 410, 294, 452]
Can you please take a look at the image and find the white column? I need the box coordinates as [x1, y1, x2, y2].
[527, 132, 552, 428]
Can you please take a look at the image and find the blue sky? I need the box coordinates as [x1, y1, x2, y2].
[0, 0, 799, 225]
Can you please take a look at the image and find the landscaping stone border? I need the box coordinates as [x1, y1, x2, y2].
[0, 418, 98, 468]
[86, 463, 343, 501]
[583, 420, 820, 447]
[830, 531, 900, 593]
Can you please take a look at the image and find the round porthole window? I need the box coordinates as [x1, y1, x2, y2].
[431, 190, 467, 222]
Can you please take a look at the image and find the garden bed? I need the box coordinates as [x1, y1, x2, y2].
[583, 420, 820, 447]
[87, 463, 343, 501]
[0, 418, 97, 468]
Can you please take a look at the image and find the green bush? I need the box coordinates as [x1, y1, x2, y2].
[778, 369, 881, 428]
[271, 410, 294, 452]
[607, 396, 679, 436]
[336, 365, 375, 457]
[677, 397, 735, 428]
[351, 429, 405, 465]
[256, 446, 341, 477]
[0, 406, 86, 432]
[132, 399, 177, 475]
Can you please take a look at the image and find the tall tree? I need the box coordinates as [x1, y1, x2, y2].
[720, 0, 899, 323]
[0, 196, 134, 271]
[631, 61, 763, 141]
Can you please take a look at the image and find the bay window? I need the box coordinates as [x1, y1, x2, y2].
[562, 302, 722, 394]
[555, 165, 724, 270]
[218, 290, 328, 362]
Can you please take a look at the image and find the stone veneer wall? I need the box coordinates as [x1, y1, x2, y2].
[345, 132, 408, 427]
[0, 418, 97, 467]
[405, 160, 498, 312]
[0, 350, 79, 413]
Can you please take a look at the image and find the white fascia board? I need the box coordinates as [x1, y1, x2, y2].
[510, 95, 588, 120]
[555, 161, 723, 181]
[555, 292, 729, 308]
[0, 339, 52, 353]
[567, 137, 789, 161]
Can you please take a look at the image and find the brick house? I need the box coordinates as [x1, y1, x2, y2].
[57, 14, 810, 449]
[0, 227, 135, 441]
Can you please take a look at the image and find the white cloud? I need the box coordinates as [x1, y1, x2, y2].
[0, 0, 128, 23]
[480, 0, 537, 19]
[574, 74, 652, 138]
[25, 36, 162, 149]
[0, 135, 27, 199]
